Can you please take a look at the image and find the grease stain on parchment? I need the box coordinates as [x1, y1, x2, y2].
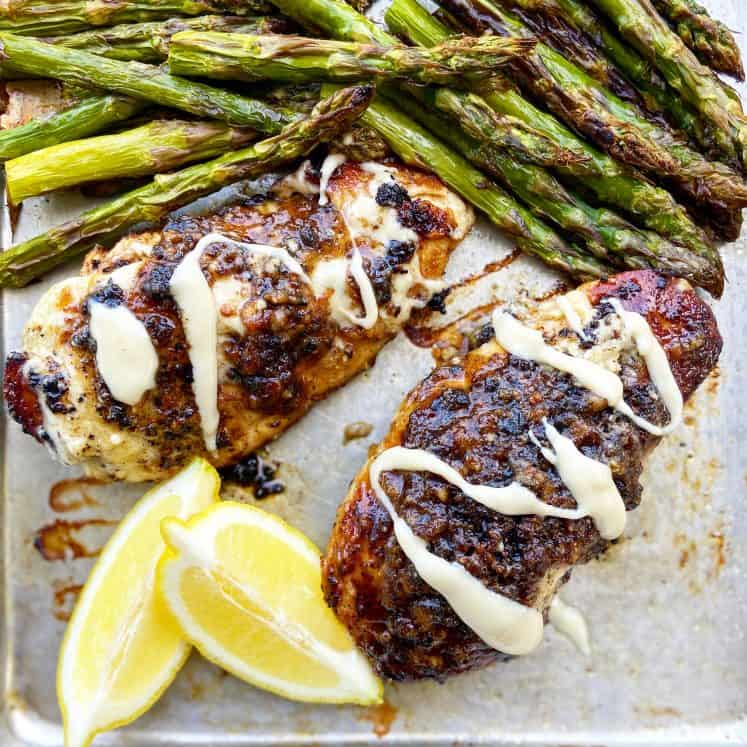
[52, 580, 82, 621]
[33, 518, 115, 561]
[48, 476, 103, 513]
[359, 701, 398, 738]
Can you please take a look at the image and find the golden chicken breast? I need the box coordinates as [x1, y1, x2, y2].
[4, 158, 473, 481]
[322, 271, 722, 681]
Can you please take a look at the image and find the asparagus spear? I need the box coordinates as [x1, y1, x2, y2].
[0, 85, 372, 288]
[273, 0, 593, 174]
[290, 0, 677, 178]
[588, 0, 747, 169]
[383, 0, 718, 264]
[516, 1, 744, 218]
[269, 0, 717, 258]
[0, 33, 292, 132]
[440, 0, 677, 176]
[0, 0, 273, 37]
[0, 94, 146, 162]
[256, 82, 322, 114]
[651, 0, 743, 80]
[434, 0, 747, 209]
[270, 0, 393, 45]
[697, 205, 743, 243]
[516, 0, 725, 164]
[497, 0, 651, 110]
[492, 0, 675, 121]
[180, 30, 583, 169]
[336, 123, 392, 161]
[456, 0, 741, 137]
[397, 87, 722, 294]
[347, 89, 615, 280]
[427, 87, 588, 168]
[46, 16, 293, 63]
[167, 31, 533, 84]
[5, 119, 257, 205]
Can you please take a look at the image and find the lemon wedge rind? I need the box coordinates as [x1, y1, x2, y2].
[57, 458, 221, 747]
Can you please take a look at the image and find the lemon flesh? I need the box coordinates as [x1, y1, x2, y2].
[158, 501, 383, 705]
[57, 458, 221, 747]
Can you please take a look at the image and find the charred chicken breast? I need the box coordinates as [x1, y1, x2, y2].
[322, 270, 722, 681]
[3, 159, 473, 481]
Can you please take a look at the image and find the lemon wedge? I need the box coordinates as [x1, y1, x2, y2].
[57, 458, 221, 747]
[157, 501, 383, 705]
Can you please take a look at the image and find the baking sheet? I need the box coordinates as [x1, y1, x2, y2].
[2, 1, 746, 743]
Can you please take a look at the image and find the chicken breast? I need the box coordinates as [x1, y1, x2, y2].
[322, 270, 722, 681]
[4, 159, 473, 481]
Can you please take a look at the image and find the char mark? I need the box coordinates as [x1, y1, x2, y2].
[3, 352, 44, 441]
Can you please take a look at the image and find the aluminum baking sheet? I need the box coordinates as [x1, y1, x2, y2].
[2, 1, 746, 743]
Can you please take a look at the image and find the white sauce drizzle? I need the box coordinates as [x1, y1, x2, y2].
[310, 258, 356, 324]
[323, 160, 448, 328]
[368, 432, 621, 653]
[347, 247, 379, 329]
[211, 275, 246, 335]
[493, 310, 624, 403]
[285, 158, 443, 331]
[549, 597, 591, 656]
[308, 153, 380, 330]
[557, 293, 589, 341]
[369, 449, 545, 656]
[107, 262, 141, 292]
[608, 298, 683, 436]
[530, 419, 625, 540]
[362, 294, 677, 657]
[348, 162, 418, 247]
[170, 235, 221, 451]
[492, 305, 681, 436]
[22, 358, 73, 463]
[311, 253, 379, 330]
[372, 446, 581, 520]
[389, 255, 447, 321]
[169, 232, 312, 450]
[204, 233, 311, 335]
[318, 152, 347, 206]
[88, 301, 158, 406]
[280, 159, 319, 196]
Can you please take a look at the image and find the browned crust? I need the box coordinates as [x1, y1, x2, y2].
[322, 270, 722, 681]
[4, 162, 467, 480]
[3, 352, 43, 440]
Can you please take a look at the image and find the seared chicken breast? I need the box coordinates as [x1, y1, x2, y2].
[4, 159, 473, 481]
[322, 270, 722, 681]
